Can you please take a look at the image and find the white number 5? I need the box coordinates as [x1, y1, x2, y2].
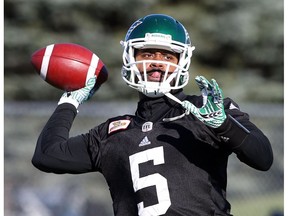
[129, 146, 171, 216]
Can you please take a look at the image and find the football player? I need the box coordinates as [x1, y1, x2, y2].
[32, 14, 273, 216]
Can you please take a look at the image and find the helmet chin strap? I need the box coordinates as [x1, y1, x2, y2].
[165, 92, 183, 104]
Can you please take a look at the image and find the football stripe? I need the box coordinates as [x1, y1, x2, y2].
[40, 44, 54, 80]
[86, 53, 99, 83]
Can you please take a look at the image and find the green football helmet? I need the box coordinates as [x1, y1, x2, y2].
[121, 14, 195, 97]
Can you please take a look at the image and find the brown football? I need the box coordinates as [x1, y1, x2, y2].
[31, 43, 108, 91]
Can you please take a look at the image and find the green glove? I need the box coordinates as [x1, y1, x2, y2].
[58, 76, 97, 109]
[182, 76, 226, 128]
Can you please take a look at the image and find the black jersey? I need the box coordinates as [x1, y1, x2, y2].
[32, 91, 273, 216]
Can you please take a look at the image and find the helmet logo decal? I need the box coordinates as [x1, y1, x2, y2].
[184, 28, 191, 45]
[125, 20, 143, 41]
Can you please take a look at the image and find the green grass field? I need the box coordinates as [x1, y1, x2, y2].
[230, 192, 283, 216]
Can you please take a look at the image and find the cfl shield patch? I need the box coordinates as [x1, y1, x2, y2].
[142, 122, 153, 132]
[108, 120, 130, 134]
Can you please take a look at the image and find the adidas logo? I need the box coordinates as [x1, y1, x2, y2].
[139, 136, 151, 147]
[220, 136, 230, 142]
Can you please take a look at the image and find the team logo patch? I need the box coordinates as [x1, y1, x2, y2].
[108, 120, 130, 134]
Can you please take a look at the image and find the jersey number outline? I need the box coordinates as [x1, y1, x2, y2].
[129, 146, 171, 216]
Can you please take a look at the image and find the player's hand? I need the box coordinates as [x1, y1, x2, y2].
[58, 76, 96, 109]
[181, 76, 226, 128]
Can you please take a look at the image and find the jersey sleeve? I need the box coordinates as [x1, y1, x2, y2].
[213, 98, 273, 171]
[32, 103, 102, 174]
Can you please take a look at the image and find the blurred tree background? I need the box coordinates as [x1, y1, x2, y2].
[4, 0, 283, 102]
[4, 0, 284, 216]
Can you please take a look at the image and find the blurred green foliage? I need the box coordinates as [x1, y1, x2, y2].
[4, 0, 283, 102]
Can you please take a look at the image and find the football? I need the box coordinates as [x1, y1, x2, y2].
[31, 43, 108, 91]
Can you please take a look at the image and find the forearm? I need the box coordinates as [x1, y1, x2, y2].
[214, 115, 273, 171]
